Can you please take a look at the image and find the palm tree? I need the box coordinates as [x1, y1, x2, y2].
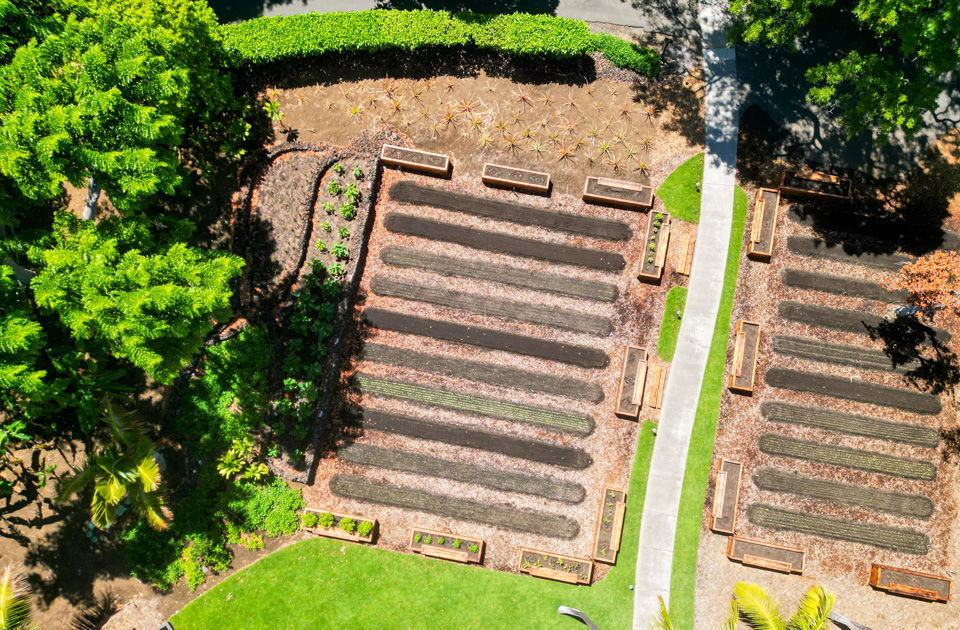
[0, 564, 37, 630]
[57, 398, 168, 530]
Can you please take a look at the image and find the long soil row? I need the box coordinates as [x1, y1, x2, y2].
[772, 335, 912, 374]
[752, 468, 934, 519]
[361, 343, 604, 403]
[779, 301, 950, 343]
[781, 268, 907, 303]
[330, 474, 580, 539]
[758, 433, 937, 481]
[381, 246, 620, 303]
[748, 504, 929, 555]
[765, 368, 942, 415]
[362, 410, 593, 470]
[761, 402, 940, 448]
[787, 236, 910, 272]
[339, 443, 586, 504]
[370, 275, 613, 337]
[384, 213, 626, 272]
[389, 181, 632, 241]
[364, 308, 609, 369]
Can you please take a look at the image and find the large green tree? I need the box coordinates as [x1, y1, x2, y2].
[731, 0, 960, 137]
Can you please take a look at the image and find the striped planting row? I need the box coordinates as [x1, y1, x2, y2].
[778, 301, 950, 343]
[771, 335, 913, 374]
[787, 236, 910, 272]
[761, 401, 940, 448]
[781, 268, 907, 303]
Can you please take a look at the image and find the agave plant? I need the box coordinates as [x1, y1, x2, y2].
[0, 565, 37, 630]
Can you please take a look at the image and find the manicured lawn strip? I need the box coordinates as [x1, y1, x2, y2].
[363, 410, 593, 470]
[361, 343, 604, 403]
[669, 186, 748, 630]
[390, 181, 632, 241]
[172, 424, 657, 630]
[758, 433, 937, 480]
[384, 213, 626, 272]
[752, 468, 934, 519]
[761, 401, 940, 448]
[765, 367, 942, 415]
[330, 474, 579, 538]
[381, 246, 620, 303]
[355, 373, 594, 436]
[364, 308, 610, 368]
[781, 268, 907, 303]
[778, 301, 951, 342]
[771, 335, 913, 373]
[658, 287, 688, 361]
[787, 235, 910, 272]
[747, 504, 930, 555]
[339, 443, 585, 503]
[370, 275, 613, 337]
[656, 153, 704, 224]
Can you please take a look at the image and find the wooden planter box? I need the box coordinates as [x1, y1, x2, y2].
[482, 163, 550, 194]
[709, 459, 742, 535]
[778, 169, 851, 201]
[647, 364, 667, 409]
[582, 176, 654, 210]
[518, 548, 593, 585]
[747, 188, 781, 261]
[727, 536, 805, 574]
[592, 487, 626, 564]
[615, 346, 648, 419]
[869, 564, 952, 602]
[637, 212, 670, 282]
[409, 528, 484, 564]
[678, 234, 695, 275]
[303, 508, 377, 543]
[380, 144, 450, 176]
[728, 320, 761, 394]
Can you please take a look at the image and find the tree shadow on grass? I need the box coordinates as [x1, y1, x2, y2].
[865, 317, 960, 396]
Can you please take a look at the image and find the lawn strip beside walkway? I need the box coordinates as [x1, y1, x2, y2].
[658, 287, 688, 362]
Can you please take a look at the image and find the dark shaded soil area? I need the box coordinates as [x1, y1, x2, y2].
[786, 235, 910, 271]
[778, 301, 951, 343]
[780, 268, 907, 303]
[771, 335, 914, 374]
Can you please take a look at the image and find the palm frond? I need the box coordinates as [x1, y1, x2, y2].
[98, 397, 148, 448]
[734, 582, 786, 630]
[650, 595, 675, 630]
[721, 597, 739, 630]
[55, 463, 96, 502]
[787, 586, 833, 630]
[89, 492, 118, 530]
[0, 564, 37, 630]
[134, 453, 161, 493]
[132, 489, 169, 531]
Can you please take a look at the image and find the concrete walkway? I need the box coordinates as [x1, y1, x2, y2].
[631, 0, 739, 626]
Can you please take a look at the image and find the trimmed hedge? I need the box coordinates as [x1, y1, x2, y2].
[220, 10, 661, 77]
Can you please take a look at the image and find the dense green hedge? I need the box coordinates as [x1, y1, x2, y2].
[220, 10, 661, 77]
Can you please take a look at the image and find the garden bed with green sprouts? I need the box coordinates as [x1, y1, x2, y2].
[302, 507, 377, 543]
[409, 528, 484, 563]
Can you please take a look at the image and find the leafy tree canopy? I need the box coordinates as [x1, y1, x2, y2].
[731, 0, 960, 137]
[0, 265, 46, 409]
[0, 0, 80, 64]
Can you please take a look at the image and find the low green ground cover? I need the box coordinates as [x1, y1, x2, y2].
[172, 423, 656, 630]
[657, 154, 705, 224]
[658, 287, 688, 362]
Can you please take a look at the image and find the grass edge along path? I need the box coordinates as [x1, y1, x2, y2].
[658, 287, 688, 362]
[171, 426, 656, 630]
[668, 186, 748, 630]
[656, 153, 705, 224]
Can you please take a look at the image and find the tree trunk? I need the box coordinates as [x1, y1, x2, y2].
[0, 225, 35, 286]
[81, 173, 101, 221]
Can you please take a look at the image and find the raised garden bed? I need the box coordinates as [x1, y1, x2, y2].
[647, 365, 667, 409]
[752, 468, 934, 519]
[747, 187, 781, 261]
[761, 401, 941, 448]
[329, 474, 580, 539]
[363, 308, 610, 369]
[615, 346, 647, 419]
[637, 212, 671, 281]
[758, 433, 937, 481]
[380, 144, 450, 176]
[709, 459, 742, 535]
[787, 236, 909, 272]
[361, 343, 604, 404]
[748, 504, 929, 555]
[369, 275, 613, 337]
[678, 234, 695, 275]
[869, 564, 952, 602]
[726, 536, 805, 574]
[409, 528, 484, 564]
[778, 168, 852, 200]
[380, 245, 619, 303]
[728, 320, 761, 394]
[384, 213, 626, 271]
[771, 335, 913, 374]
[482, 163, 551, 195]
[765, 367, 942, 415]
[517, 548, 593, 584]
[390, 181, 630, 241]
[302, 507, 377, 543]
[362, 410, 593, 470]
[592, 487, 626, 564]
[340, 443, 585, 504]
[780, 268, 908, 303]
[582, 176, 654, 210]
[778, 301, 952, 343]
[354, 373, 594, 436]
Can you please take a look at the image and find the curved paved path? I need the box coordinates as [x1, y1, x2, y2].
[631, 0, 739, 626]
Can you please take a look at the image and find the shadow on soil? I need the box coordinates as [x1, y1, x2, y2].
[865, 318, 960, 396]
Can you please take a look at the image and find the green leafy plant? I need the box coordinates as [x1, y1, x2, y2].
[437, 536, 445, 545]
[327, 180, 342, 196]
[414, 533, 422, 543]
[357, 520, 374, 537]
[352, 167, 364, 179]
[453, 538, 461, 548]
[331, 242, 349, 261]
[338, 517, 356, 534]
[317, 241, 327, 253]
[321, 221, 332, 232]
[338, 226, 350, 239]
[468, 544, 479, 554]
[318, 512, 335, 528]
[344, 183, 360, 203]
[332, 162, 344, 174]
[339, 203, 356, 220]
[424, 535, 432, 545]
[321, 202, 335, 214]
[302, 512, 318, 528]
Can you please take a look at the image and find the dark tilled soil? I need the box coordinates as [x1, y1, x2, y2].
[384, 213, 626, 272]
[787, 207, 960, 256]
[389, 181, 633, 241]
[329, 474, 580, 539]
[778, 301, 951, 343]
[771, 335, 914, 373]
[786, 235, 911, 272]
[780, 268, 908, 303]
[363, 307, 610, 369]
[765, 367, 943, 415]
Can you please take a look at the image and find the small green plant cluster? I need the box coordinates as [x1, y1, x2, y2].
[302, 511, 318, 528]
[647, 213, 664, 264]
[331, 242, 349, 261]
[339, 203, 356, 220]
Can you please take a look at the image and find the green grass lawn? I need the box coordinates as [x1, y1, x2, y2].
[657, 153, 705, 224]
[668, 186, 748, 629]
[173, 423, 656, 630]
[657, 287, 688, 362]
